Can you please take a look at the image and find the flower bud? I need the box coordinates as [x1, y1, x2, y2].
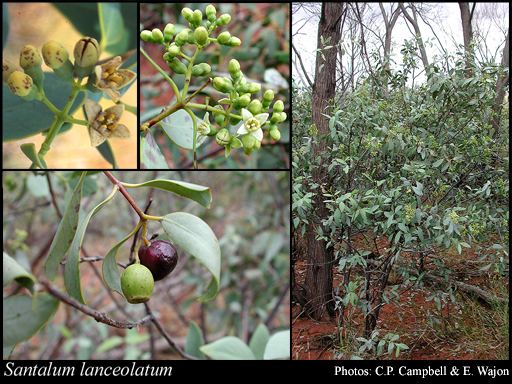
[213, 76, 234, 93]
[230, 137, 242, 149]
[182, 7, 194, 22]
[228, 36, 241, 47]
[273, 100, 284, 113]
[151, 28, 164, 44]
[164, 23, 175, 42]
[228, 59, 240, 76]
[194, 26, 209, 46]
[218, 14, 231, 26]
[73, 37, 100, 68]
[191, 63, 211, 77]
[212, 105, 225, 125]
[167, 43, 181, 57]
[206, 4, 217, 21]
[3, 59, 19, 83]
[216, 128, 231, 146]
[263, 89, 274, 102]
[217, 31, 231, 45]
[240, 82, 261, 94]
[42, 40, 70, 69]
[175, 29, 192, 46]
[192, 10, 202, 25]
[269, 127, 281, 141]
[167, 58, 187, 74]
[271, 112, 287, 124]
[248, 99, 262, 115]
[20, 45, 42, 69]
[7, 71, 37, 99]
[241, 134, 257, 150]
[140, 30, 153, 42]
[234, 94, 251, 109]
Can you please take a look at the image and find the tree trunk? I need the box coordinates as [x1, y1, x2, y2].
[459, 2, 474, 77]
[304, 2, 343, 320]
[492, 30, 509, 139]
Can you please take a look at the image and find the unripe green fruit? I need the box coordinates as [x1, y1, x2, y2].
[151, 28, 164, 44]
[20, 45, 42, 69]
[168, 58, 187, 74]
[248, 99, 262, 115]
[73, 37, 100, 68]
[217, 31, 231, 45]
[218, 13, 231, 26]
[140, 30, 153, 42]
[263, 89, 275, 102]
[216, 128, 231, 146]
[194, 26, 209, 46]
[213, 76, 233, 93]
[192, 10, 202, 25]
[7, 71, 34, 97]
[273, 100, 284, 113]
[182, 7, 194, 22]
[192, 63, 211, 76]
[270, 127, 281, 141]
[228, 59, 240, 76]
[164, 23, 175, 42]
[167, 43, 181, 57]
[121, 263, 154, 304]
[206, 4, 217, 21]
[241, 134, 257, 150]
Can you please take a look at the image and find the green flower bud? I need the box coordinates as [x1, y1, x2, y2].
[7, 71, 37, 99]
[263, 89, 274, 102]
[241, 82, 261, 94]
[167, 43, 181, 57]
[228, 36, 241, 47]
[42, 40, 74, 80]
[228, 59, 241, 76]
[19, 45, 42, 69]
[216, 128, 231, 146]
[3, 59, 19, 83]
[213, 106, 225, 125]
[269, 127, 281, 141]
[182, 7, 194, 22]
[121, 263, 154, 304]
[167, 58, 187, 74]
[206, 4, 217, 21]
[213, 76, 234, 93]
[271, 112, 287, 124]
[231, 137, 242, 149]
[198, 119, 211, 135]
[192, 63, 211, 77]
[235, 94, 251, 109]
[192, 10, 202, 25]
[151, 28, 164, 44]
[273, 100, 284, 113]
[218, 14, 231, 26]
[164, 23, 176, 42]
[175, 29, 192, 46]
[217, 31, 231, 45]
[248, 99, 262, 115]
[140, 30, 153, 42]
[241, 134, 257, 150]
[73, 37, 100, 68]
[194, 26, 209, 46]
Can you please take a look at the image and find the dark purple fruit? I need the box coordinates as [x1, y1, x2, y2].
[138, 240, 178, 281]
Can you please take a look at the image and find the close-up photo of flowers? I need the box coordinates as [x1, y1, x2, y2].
[2, 2, 138, 169]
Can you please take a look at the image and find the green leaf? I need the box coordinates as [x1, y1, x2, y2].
[96, 141, 118, 168]
[3, 75, 85, 141]
[3, 253, 36, 291]
[20, 143, 47, 168]
[3, 293, 59, 347]
[263, 330, 290, 360]
[160, 109, 207, 150]
[98, 3, 128, 54]
[249, 323, 270, 360]
[64, 187, 118, 303]
[161, 212, 221, 302]
[45, 172, 85, 280]
[141, 131, 169, 169]
[199, 337, 256, 360]
[96, 336, 123, 354]
[122, 179, 212, 208]
[102, 225, 139, 295]
[184, 321, 206, 359]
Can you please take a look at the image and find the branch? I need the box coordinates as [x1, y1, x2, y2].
[40, 279, 153, 329]
[103, 171, 146, 220]
[292, 42, 313, 88]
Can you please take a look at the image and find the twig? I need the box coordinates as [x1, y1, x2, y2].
[45, 172, 62, 219]
[143, 302, 198, 360]
[103, 171, 146, 220]
[40, 279, 152, 329]
[265, 284, 290, 328]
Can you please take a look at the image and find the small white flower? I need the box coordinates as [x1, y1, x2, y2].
[83, 99, 130, 147]
[236, 108, 268, 142]
[197, 112, 211, 136]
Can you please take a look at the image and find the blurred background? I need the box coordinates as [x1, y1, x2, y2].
[3, 171, 290, 359]
[140, 3, 290, 169]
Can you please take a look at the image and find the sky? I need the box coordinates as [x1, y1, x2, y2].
[292, 2, 509, 86]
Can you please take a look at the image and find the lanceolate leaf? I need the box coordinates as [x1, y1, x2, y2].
[184, 321, 206, 359]
[141, 131, 169, 169]
[249, 323, 270, 360]
[122, 179, 212, 208]
[161, 212, 220, 302]
[199, 337, 256, 360]
[3, 253, 36, 292]
[64, 186, 118, 303]
[263, 330, 290, 360]
[45, 172, 86, 280]
[3, 293, 59, 347]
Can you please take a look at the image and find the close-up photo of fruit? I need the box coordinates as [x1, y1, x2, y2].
[3, 171, 290, 360]
[2, 3, 138, 169]
[140, 3, 290, 169]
